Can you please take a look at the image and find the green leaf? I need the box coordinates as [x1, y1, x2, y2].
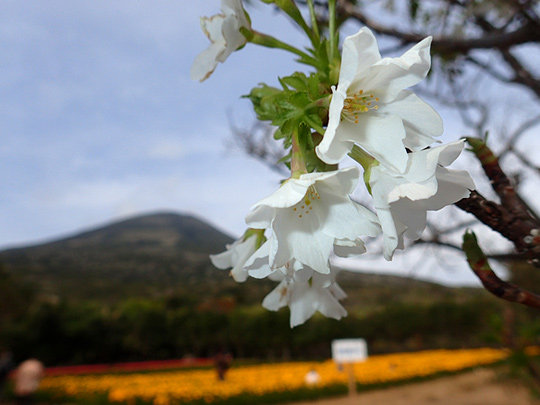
[273, 128, 285, 140]
[307, 74, 321, 98]
[280, 118, 297, 137]
[280, 74, 308, 91]
[288, 92, 311, 109]
[277, 151, 292, 164]
[304, 114, 323, 132]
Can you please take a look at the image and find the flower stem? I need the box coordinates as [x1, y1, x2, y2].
[349, 145, 378, 194]
[348, 145, 377, 171]
[328, 0, 337, 62]
[242, 28, 318, 66]
[291, 127, 308, 177]
[306, 0, 320, 44]
[275, 0, 316, 45]
[244, 228, 266, 248]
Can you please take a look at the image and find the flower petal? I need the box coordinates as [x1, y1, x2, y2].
[190, 0, 250, 82]
[381, 90, 443, 149]
[340, 28, 381, 88]
[218, 14, 246, 62]
[376, 207, 402, 260]
[315, 289, 348, 321]
[289, 283, 317, 327]
[317, 186, 380, 240]
[262, 280, 288, 311]
[334, 238, 367, 257]
[245, 205, 274, 229]
[390, 198, 428, 241]
[437, 140, 466, 167]
[363, 37, 432, 103]
[210, 245, 234, 269]
[248, 178, 311, 211]
[422, 167, 474, 210]
[281, 219, 334, 273]
[349, 113, 409, 172]
[245, 239, 273, 279]
[210, 235, 257, 283]
[190, 43, 222, 82]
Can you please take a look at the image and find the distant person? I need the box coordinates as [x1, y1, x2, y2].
[304, 368, 321, 386]
[13, 358, 44, 405]
[0, 351, 14, 403]
[214, 351, 232, 381]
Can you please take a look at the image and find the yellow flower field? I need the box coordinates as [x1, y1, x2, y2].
[40, 348, 509, 404]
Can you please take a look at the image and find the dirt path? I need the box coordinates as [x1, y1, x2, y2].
[286, 368, 540, 405]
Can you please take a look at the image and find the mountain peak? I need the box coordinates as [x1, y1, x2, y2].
[0, 211, 235, 300]
[55, 211, 233, 252]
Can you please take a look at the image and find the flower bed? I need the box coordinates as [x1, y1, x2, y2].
[39, 348, 509, 404]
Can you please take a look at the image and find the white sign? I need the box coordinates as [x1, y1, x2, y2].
[331, 339, 368, 363]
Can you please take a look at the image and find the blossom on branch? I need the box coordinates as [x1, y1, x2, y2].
[245, 166, 380, 275]
[369, 140, 475, 260]
[210, 231, 262, 282]
[191, 0, 250, 82]
[316, 27, 443, 173]
[261, 262, 347, 328]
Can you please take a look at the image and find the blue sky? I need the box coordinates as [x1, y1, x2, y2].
[2, 1, 514, 286]
[1, 2, 298, 247]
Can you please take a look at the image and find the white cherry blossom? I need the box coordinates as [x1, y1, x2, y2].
[261, 263, 347, 327]
[369, 140, 475, 260]
[210, 233, 258, 282]
[245, 166, 380, 275]
[191, 0, 250, 82]
[316, 27, 443, 172]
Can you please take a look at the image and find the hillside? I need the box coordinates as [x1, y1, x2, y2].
[0, 212, 503, 365]
[0, 212, 240, 301]
[0, 211, 484, 305]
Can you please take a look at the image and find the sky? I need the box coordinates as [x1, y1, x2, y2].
[1, 1, 289, 244]
[1, 0, 518, 287]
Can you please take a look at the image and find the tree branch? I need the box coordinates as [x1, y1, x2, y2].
[456, 191, 540, 265]
[463, 231, 540, 309]
[501, 49, 540, 99]
[336, 0, 540, 55]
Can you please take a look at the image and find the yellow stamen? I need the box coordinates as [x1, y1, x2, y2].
[292, 186, 320, 219]
[342, 89, 379, 123]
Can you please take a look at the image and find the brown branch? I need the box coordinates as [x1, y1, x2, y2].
[464, 55, 513, 84]
[468, 10, 540, 99]
[336, 0, 540, 55]
[465, 137, 540, 228]
[501, 49, 540, 99]
[414, 238, 462, 251]
[462, 231, 540, 309]
[455, 191, 540, 265]
[474, 269, 540, 308]
[465, 138, 518, 212]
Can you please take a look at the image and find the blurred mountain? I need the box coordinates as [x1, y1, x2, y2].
[0, 211, 483, 305]
[0, 212, 240, 301]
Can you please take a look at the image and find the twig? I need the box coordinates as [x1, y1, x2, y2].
[456, 191, 540, 265]
[335, 0, 540, 54]
[462, 231, 540, 309]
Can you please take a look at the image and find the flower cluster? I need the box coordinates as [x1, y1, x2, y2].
[41, 348, 508, 404]
[194, 0, 474, 326]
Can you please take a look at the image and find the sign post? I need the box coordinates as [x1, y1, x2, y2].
[331, 339, 367, 397]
